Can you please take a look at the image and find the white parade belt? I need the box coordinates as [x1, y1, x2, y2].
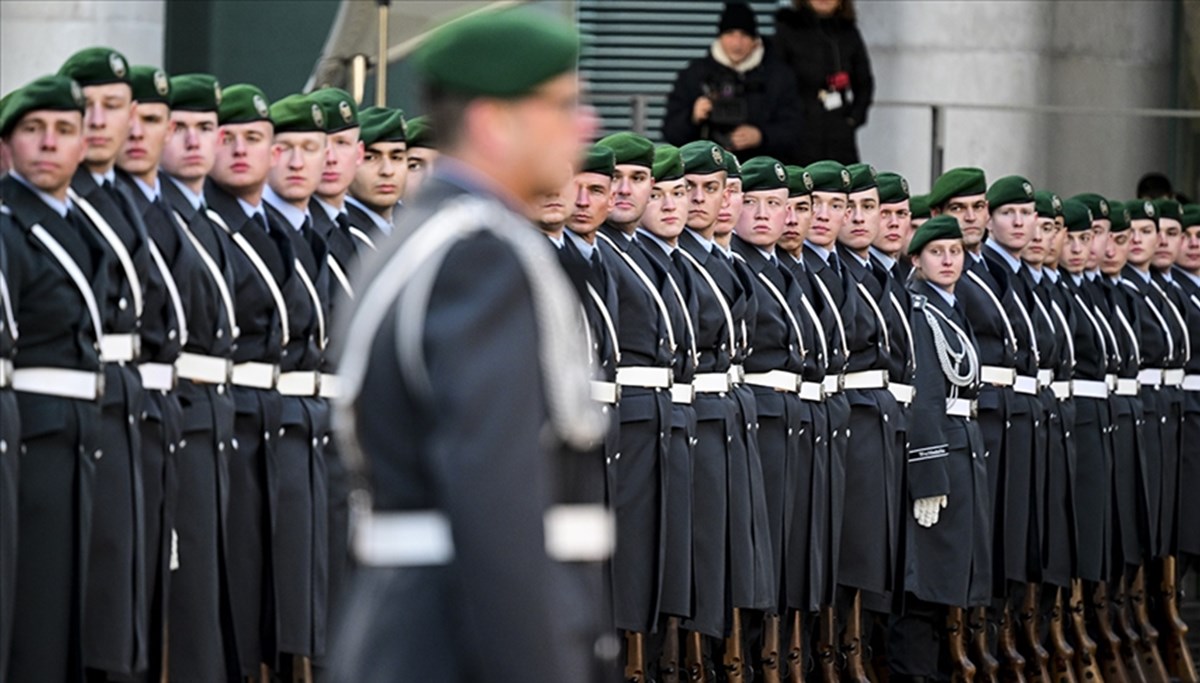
[946, 398, 977, 418]
[692, 372, 732, 394]
[1114, 378, 1140, 396]
[1013, 375, 1039, 395]
[980, 365, 1016, 386]
[670, 383, 694, 405]
[100, 332, 139, 363]
[615, 366, 672, 390]
[319, 373, 340, 399]
[230, 361, 279, 390]
[842, 369, 888, 390]
[590, 380, 619, 404]
[0, 358, 11, 389]
[1163, 369, 1184, 387]
[1137, 368, 1163, 388]
[889, 383, 915, 405]
[138, 362, 177, 391]
[277, 370, 320, 397]
[11, 366, 104, 401]
[1184, 374, 1200, 392]
[1071, 379, 1108, 400]
[175, 352, 232, 385]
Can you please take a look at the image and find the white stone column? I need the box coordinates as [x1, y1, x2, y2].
[1, 0, 165, 94]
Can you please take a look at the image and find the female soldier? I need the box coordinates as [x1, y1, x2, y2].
[889, 215, 991, 683]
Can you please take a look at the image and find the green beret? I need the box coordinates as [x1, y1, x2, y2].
[929, 167, 987, 208]
[169, 74, 221, 112]
[907, 215, 963, 255]
[876, 172, 909, 204]
[910, 194, 931, 219]
[1034, 190, 1062, 219]
[1153, 198, 1182, 222]
[58, 46, 130, 88]
[597, 131, 654, 168]
[358, 106, 407, 146]
[1181, 205, 1200, 229]
[785, 165, 813, 198]
[1061, 199, 1093, 233]
[652, 144, 684, 182]
[739, 156, 789, 193]
[310, 88, 358, 133]
[1127, 199, 1159, 225]
[679, 140, 726, 176]
[269, 94, 325, 134]
[806, 160, 851, 193]
[986, 175, 1036, 209]
[722, 148, 741, 179]
[405, 115, 436, 149]
[129, 66, 171, 105]
[1108, 201, 1131, 232]
[413, 7, 579, 99]
[0, 75, 85, 138]
[1070, 192, 1110, 221]
[580, 144, 615, 176]
[846, 162, 878, 193]
[219, 84, 272, 126]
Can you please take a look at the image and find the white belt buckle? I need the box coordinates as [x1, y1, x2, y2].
[1050, 381, 1071, 400]
[1037, 369, 1054, 387]
[980, 365, 1016, 386]
[616, 366, 673, 390]
[670, 383, 694, 405]
[278, 370, 319, 396]
[843, 369, 888, 390]
[798, 381, 825, 402]
[1163, 369, 1185, 387]
[692, 373, 731, 394]
[946, 397, 977, 418]
[1137, 368, 1163, 387]
[1115, 378, 1140, 396]
[1071, 380, 1108, 400]
[0, 358, 12, 389]
[544, 504, 615, 563]
[232, 362, 279, 390]
[11, 367, 104, 401]
[889, 383, 915, 405]
[1184, 374, 1200, 392]
[1106, 374, 1118, 392]
[590, 380, 620, 404]
[1013, 375, 1038, 395]
[176, 353, 233, 384]
[319, 373, 341, 399]
[100, 333, 139, 363]
[728, 364, 745, 385]
[138, 362, 177, 391]
[823, 375, 842, 394]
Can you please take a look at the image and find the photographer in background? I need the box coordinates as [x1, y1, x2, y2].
[663, 1, 802, 163]
[775, 0, 874, 164]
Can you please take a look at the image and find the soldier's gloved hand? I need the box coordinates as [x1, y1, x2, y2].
[913, 495, 948, 528]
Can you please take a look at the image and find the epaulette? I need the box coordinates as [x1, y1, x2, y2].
[911, 293, 927, 310]
[1120, 279, 1139, 293]
[0, 204, 10, 216]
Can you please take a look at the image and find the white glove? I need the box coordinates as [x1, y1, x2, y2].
[913, 495, 948, 528]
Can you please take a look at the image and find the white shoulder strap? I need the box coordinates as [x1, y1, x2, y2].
[172, 209, 238, 339]
[147, 238, 189, 348]
[68, 189, 143, 316]
[30, 224, 103, 343]
[207, 209, 290, 347]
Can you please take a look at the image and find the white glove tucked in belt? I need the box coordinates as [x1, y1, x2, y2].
[914, 495, 948, 528]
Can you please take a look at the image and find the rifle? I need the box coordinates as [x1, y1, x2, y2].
[1087, 581, 1129, 683]
[969, 606, 1001, 683]
[1067, 580, 1107, 683]
[998, 601, 1029, 683]
[947, 607, 978, 683]
[1045, 587, 1078, 683]
[818, 606, 839, 683]
[842, 590, 871, 683]
[659, 617, 681, 683]
[625, 631, 647, 683]
[685, 630, 710, 683]
[1019, 586, 1051, 683]
[762, 613, 783, 683]
[787, 609, 806, 683]
[1160, 556, 1198, 683]
[1129, 566, 1170, 683]
[1112, 577, 1150, 683]
[723, 609, 747, 683]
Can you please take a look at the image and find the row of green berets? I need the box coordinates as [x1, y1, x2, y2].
[0, 46, 435, 682]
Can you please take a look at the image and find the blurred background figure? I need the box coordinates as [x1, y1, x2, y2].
[773, 0, 874, 164]
[663, 1, 802, 163]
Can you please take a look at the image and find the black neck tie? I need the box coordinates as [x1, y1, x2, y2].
[827, 251, 841, 277]
[254, 211, 270, 233]
[336, 212, 352, 233]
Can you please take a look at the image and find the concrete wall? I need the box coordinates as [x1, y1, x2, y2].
[855, 0, 1179, 199]
[0, 0, 165, 94]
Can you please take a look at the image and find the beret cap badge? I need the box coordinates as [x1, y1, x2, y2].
[253, 94, 268, 117]
[109, 52, 127, 78]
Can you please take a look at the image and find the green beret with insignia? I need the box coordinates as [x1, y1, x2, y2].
[358, 106, 407, 146]
[679, 140, 726, 176]
[928, 167, 987, 208]
[0, 75, 86, 138]
[652, 144, 684, 182]
[169, 74, 221, 112]
[269, 93, 325, 134]
[219, 84, 272, 125]
[722, 149, 741, 179]
[1034, 190, 1062, 219]
[597, 131, 654, 168]
[806, 160, 851, 193]
[580, 144, 615, 176]
[785, 165, 813, 198]
[907, 215, 963, 255]
[58, 46, 130, 88]
[1181, 204, 1200, 229]
[1108, 201, 1131, 232]
[310, 88, 358, 133]
[1061, 199, 1093, 233]
[405, 115, 436, 149]
[739, 156, 789, 193]
[847, 163, 878, 193]
[413, 7, 579, 99]
[129, 66, 171, 105]
[986, 175, 1036, 209]
[876, 172, 909, 204]
[1127, 199, 1159, 225]
[1153, 198, 1182, 222]
[910, 194, 931, 219]
[1070, 193, 1110, 221]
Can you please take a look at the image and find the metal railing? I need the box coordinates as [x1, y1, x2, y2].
[584, 92, 1200, 191]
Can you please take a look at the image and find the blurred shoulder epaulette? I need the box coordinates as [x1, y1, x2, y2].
[911, 293, 927, 310]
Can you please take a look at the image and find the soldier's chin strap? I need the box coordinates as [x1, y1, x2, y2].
[914, 495, 948, 527]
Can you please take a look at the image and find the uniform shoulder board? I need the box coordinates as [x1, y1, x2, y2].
[0, 204, 10, 216]
[911, 293, 927, 310]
